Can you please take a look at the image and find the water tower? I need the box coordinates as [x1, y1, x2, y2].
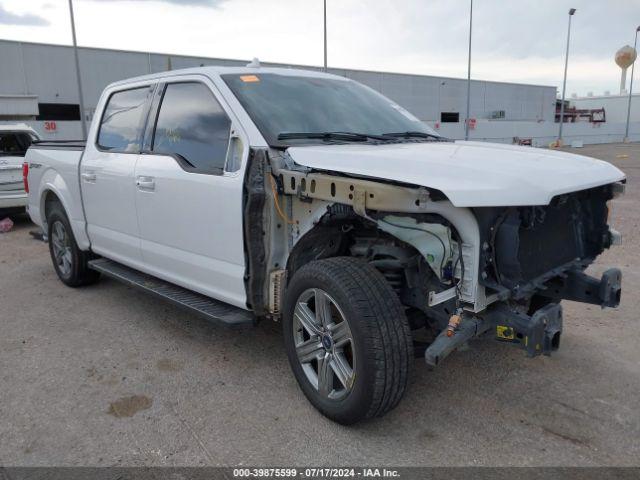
[616, 45, 637, 94]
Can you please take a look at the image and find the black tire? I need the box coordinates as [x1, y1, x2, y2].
[283, 257, 412, 424]
[47, 202, 100, 287]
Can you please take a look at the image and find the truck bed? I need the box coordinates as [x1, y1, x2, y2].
[25, 143, 86, 247]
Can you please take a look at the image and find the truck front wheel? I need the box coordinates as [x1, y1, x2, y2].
[283, 257, 412, 424]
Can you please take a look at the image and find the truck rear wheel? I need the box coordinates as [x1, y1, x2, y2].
[283, 257, 412, 424]
[47, 203, 100, 287]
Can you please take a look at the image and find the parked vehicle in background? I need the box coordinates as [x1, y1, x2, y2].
[24, 65, 625, 424]
[0, 124, 39, 215]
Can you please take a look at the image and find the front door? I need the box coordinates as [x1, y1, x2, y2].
[81, 85, 154, 269]
[134, 80, 247, 308]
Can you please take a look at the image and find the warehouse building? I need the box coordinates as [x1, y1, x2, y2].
[0, 38, 557, 140]
[571, 93, 640, 123]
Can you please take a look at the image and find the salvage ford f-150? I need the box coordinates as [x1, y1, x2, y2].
[25, 65, 625, 424]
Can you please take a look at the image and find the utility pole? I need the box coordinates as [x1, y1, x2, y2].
[323, 0, 327, 71]
[464, 0, 473, 141]
[68, 0, 87, 140]
[624, 26, 640, 142]
[557, 8, 576, 146]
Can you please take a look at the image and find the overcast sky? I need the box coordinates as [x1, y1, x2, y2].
[0, 0, 638, 96]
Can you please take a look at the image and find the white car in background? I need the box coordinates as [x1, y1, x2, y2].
[0, 124, 40, 213]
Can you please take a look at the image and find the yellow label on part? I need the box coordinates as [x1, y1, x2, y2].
[496, 325, 515, 340]
[240, 75, 260, 83]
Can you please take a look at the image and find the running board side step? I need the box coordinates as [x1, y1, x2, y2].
[88, 258, 255, 328]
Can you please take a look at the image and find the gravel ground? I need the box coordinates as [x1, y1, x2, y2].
[0, 143, 639, 467]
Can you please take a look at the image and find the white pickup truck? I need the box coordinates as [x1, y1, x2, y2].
[25, 65, 625, 424]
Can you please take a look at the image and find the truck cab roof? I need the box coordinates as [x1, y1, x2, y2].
[107, 65, 346, 89]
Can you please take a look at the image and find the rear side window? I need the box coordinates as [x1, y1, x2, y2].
[98, 87, 152, 152]
[0, 132, 34, 157]
[152, 82, 231, 173]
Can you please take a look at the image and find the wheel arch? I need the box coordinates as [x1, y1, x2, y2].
[285, 203, 452, 282]
[281, 197, 491, 328]
[38, 178, 90, 251]
[42, 189, 63, 221]
[285, 221, 351, 283]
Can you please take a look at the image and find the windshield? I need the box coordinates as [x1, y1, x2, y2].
[222, 73, 439, 147]
[0, 132, 34, 157]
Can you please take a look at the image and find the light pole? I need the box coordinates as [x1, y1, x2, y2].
[624, 26, 640, 142]
[68, 0, 87, 140]
[323, 0, 327, 71]
[464, 0, 473, 141]
[557, 8, 576, 146]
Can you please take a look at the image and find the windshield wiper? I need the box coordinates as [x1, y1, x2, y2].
[277, 131, 389, 142]
[381, 131, 443, 140]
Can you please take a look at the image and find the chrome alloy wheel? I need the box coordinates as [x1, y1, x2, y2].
[51, 220, 72, 277]
[293, 288, 355, 400]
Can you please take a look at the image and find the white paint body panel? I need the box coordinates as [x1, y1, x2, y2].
[0, 190, 27, 208]
[26, 147, 91, 250]
[134, 154, 247, 308]
[80, 150, 143, 267]
[287, 141, 626, 207]
[0, 155, 27, 208]
[0, 154, 26, 170]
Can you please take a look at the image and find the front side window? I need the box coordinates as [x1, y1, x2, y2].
[152, 82, 231, 173]
[98, 87, 152, 152]
[0, 132, 34, 157]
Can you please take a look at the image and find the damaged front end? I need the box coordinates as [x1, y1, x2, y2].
[424, 302, 563, 366]
[258, 150, 624, 369]
[425, 181, 624, 366]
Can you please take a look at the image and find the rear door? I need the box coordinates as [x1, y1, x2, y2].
[80, 84, 154, 269]
[134, 77, 247, 308]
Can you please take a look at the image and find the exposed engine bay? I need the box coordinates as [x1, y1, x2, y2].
[245, 149, 624, 366]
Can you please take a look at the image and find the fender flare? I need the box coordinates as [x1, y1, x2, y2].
[37, 169, 91, 251]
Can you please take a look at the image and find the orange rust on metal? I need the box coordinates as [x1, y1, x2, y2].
[446, 314, 461, 337]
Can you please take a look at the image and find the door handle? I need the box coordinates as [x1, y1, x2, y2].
[81, 172, 96, 183]
[136, 176, 155, 191]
